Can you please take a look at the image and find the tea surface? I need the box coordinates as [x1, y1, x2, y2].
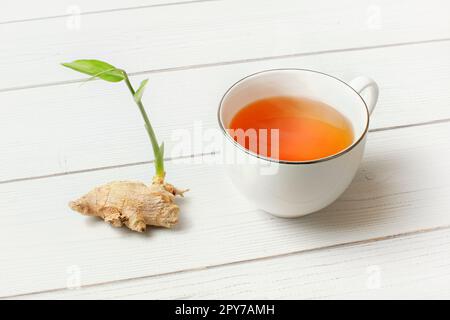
[229, 96, 354, 161]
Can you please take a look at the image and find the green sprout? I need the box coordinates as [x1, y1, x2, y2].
[61, 59, 165, 178]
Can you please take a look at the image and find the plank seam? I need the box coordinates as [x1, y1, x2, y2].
[0, 0, 221, 25]
[5, 223, 450, 299]
[1, 118, 449, 185]
[0, 151, 216, 185]
[1, 37, 449, 94]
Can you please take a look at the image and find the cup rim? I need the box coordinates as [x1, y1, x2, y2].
[217, 68, 370, 165]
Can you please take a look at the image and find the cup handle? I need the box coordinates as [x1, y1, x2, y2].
[348, 76, 379, 115]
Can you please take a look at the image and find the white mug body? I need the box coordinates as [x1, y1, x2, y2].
[224, 135, 366, 217]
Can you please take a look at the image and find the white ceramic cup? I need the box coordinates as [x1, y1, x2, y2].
[218, 69, 379, 218]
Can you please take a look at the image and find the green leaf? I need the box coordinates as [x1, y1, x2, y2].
[134, 79, 149, 103]
[61, 59, 125, 82]
[80, 68, 116, 86]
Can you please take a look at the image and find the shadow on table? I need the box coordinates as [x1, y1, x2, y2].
[265, 154, 408, 234]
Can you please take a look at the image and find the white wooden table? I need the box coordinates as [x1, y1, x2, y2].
[1, 0, 450, 300]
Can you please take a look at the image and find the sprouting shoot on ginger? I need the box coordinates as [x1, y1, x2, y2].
[62, 59, 187, 233]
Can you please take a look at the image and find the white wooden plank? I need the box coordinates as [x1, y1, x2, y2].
[1, 0, 202, 23]
[16, 228, 450, 299]
[1, 41, 449, 182]
[1, 122, 450, 297]
[1, 0, 449, 90]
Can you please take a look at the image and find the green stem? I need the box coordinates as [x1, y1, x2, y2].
[121, 70, 165, 178]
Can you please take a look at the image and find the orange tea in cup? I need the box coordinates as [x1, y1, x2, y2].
[229, 96, 354, 161]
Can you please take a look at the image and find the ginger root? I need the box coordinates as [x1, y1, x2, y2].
[61, 60, 187, 233]
[69, 176, 187, 232]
